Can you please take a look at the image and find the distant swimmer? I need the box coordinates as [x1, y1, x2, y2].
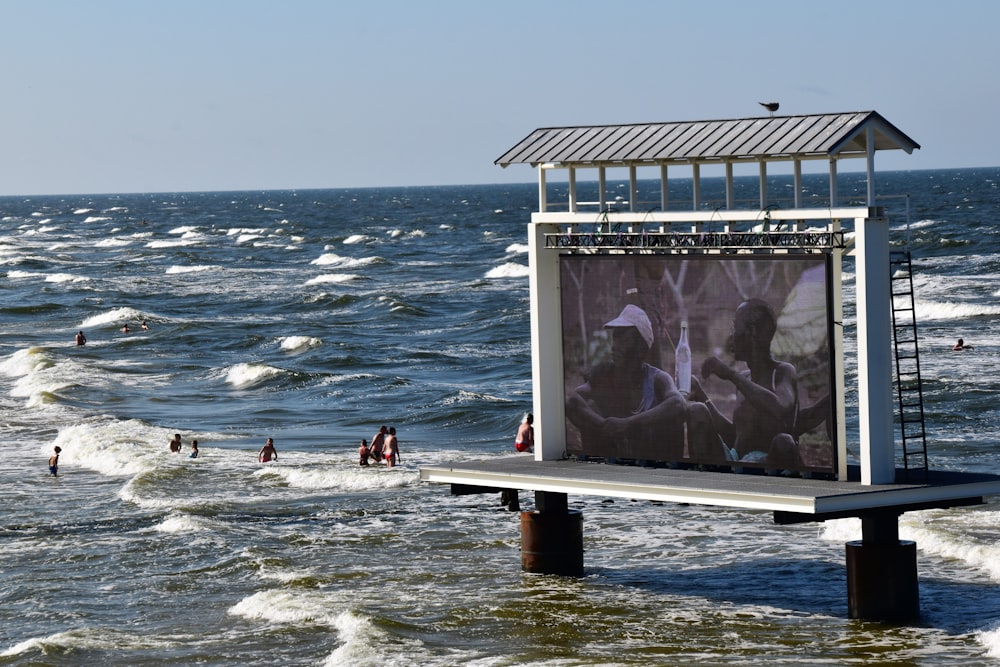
[953, 338, 974, 351]
[75, 330, 87, 346]
[258, 437, 278, 462]
[141, 320, 149, 331]
[189, 440, 199, 458]
[169, 433, 182, 453]
[49, 446, 61, 476]
[121, 323, 130, 334]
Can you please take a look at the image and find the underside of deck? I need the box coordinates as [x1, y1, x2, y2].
[420, 457, 1000, 521]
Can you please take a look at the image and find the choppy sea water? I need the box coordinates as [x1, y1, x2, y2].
[3, 169, 1000, 666]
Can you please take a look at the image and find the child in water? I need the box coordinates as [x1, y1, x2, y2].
[189, 440, 199, 458]
[359, 439, 370, 466]
[49, 446, 61, 476]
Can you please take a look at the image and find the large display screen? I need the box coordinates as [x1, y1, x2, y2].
[560, 254, 836, 477]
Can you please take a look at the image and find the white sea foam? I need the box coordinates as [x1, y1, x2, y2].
[95, 238, 134, 247]
[83, 216, 112, 223]
[72, 208, 94, 214]
[304, 274, 360, 286]
[343, 234, 370, 244]
[168, 225, 199, 234]
[485, 262, 529, 279]
[235, 234, 263, 244]
[45, 419, 162, 477]
[225, 362, 285, 388]
[146, 238, 200, 249]
[81, 307, 146, 328]
[279, 336, 322, 353]
[310, 253, 380, 269]
[505, 242, 529, 254]
[166, 264, 214, 274]
[915, 299, 1000, 321]
[255, 464, 418, 491]
[227, 227, 266, 236]
[152, 513, 216, 534]
[228, 589, 343, 625]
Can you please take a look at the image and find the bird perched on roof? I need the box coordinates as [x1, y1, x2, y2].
[759, 101, 779, 116]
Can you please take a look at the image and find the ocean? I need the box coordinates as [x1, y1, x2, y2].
[2, 168, 1000, 666]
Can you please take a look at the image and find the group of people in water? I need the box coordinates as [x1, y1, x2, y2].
[74, 319, 150, 346]
[358, 425, 401, 467]
[169, 433, 200, 458]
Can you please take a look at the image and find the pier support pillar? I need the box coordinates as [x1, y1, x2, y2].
[520, 491, 583, 576]
[845, 511, 919, 623]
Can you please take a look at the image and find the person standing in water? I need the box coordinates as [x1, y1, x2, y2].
[258, 437, 277, 462]
[369, 425, 387, 463]
[75, 331, 87, 346]
[169, 434, 182, 453]
[515, 413, 534, 453]
[49, 446, 61, 476]
[358, 439, 370, 466]
[189, 440, 199, 458]
[383, 427, 399, 467]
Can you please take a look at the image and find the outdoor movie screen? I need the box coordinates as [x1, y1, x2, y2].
[560, 253, 836, 478]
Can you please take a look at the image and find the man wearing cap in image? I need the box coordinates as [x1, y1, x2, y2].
[566, 304, 689, 463]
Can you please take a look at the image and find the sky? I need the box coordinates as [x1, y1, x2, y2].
[0, 0, 997, 196]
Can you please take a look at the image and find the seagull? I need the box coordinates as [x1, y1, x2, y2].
[759, 101, 779, 116]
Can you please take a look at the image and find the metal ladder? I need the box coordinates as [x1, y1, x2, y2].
[889, 249, 928, 481]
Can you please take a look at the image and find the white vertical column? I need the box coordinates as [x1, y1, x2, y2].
[758, 161, 768, 210]
[529, 220, 566, 461]
[793, 159, 803, 209]
[538, 166, 547, 212]
[692, 163, 701, 211]
[660, 163, 668, 212]
[866, 127, 876, 206]
[829, 159, 838, 207]
[568, 167, 577, 213]
[599, 167, 607, 211]
[629, 165, 637, 212]
[854, 211, 895, 484]
[725, 162, 734, 209]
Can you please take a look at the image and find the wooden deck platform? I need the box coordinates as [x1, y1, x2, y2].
[420, 457, 1000, 521]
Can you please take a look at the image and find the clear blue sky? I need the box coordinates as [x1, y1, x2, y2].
[1, 0, 996, 195]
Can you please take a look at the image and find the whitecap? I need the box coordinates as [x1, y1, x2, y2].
[304, 274, 360, 286]
[279, 336, 322, 353]
[343, 234, 370, 244]
[81, 307, 146, 328]
[166, 265, 213, 274]
[225, 362, 285, 388]
[485, 262, 529, 279]
[505, 242, 529, 254]
[228, 589, 342, 626]
[83, 216, 112, 223]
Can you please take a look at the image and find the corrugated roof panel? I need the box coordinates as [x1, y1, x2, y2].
[495, 111, 919, 167]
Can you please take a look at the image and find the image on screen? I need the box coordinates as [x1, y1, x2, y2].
[560, 253, 836, 477]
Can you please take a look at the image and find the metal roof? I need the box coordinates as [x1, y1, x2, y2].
[495, 111, 920, 168]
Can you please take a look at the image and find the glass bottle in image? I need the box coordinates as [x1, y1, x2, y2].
[675, 320, 691, 395]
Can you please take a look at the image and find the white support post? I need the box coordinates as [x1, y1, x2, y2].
[692, 163, 701, 211]
[866, 127, 876, 206]
[725, 162, 734, 209]
[758, 161, 768, 210]
[829, 159, 838, 207]
[629, 165, 637, 212]
[538, 166, 547, 213]
[660, 164, 668, 213]
[529, 220, 566, 461]
[854, 211, 895, 484]
[599, 167, 607, 211]
[568, 167, 577, 213]
[793, 159, 803, 210]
